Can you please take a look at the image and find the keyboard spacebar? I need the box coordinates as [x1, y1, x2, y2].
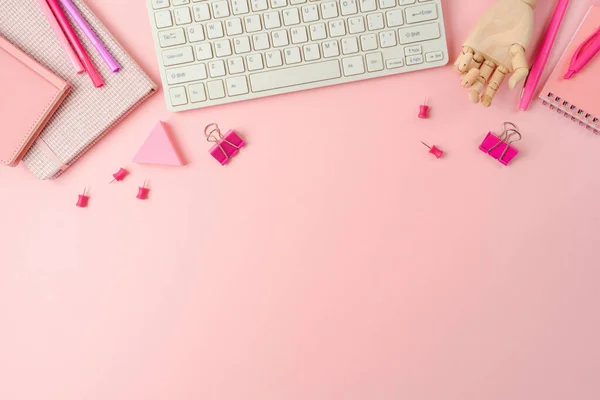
[250, 60, 341, 92]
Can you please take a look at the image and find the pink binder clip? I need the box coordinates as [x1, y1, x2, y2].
[204, 123, 245, 165]
[479, 122, 522, 166]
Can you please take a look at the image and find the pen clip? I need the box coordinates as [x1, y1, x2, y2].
[572, 25, 600, 63]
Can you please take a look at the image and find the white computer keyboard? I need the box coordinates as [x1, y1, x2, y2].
[147, 0, 449, 112]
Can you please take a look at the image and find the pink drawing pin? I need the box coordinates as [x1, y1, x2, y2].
[479, 122, 522, 166]
[418, 97, 430, 119]
[421, 141, 444, 158]
[76, 187, 89, 208]
[136, 180, 150, 200]
[204, 123, 245, 165]
[110, 167, 129, 183]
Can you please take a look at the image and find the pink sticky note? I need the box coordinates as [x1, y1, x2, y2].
[210, 130, 245, 165]
[133, 121, 184, 166]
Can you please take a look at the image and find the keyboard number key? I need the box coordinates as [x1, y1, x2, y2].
[192, 4, 211, 21]
[212, 1, 231, 18]
[170, 86, 188, 106]
[188, 83, 207, 103]
[231, 0, 250, 15]
[174, 7, 192, 25]
[251, 0, 268, 11]
[342, 55, 365, 76]
[207, 80, 226, 99]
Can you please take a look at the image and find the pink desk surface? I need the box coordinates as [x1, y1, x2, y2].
[1, 1, 599, 399]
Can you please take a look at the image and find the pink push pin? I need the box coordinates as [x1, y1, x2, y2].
[76, 187, 89, 208]
[421, 141, 444, 159]
[418, 97, 430, 119]
[136, 180, 150, 200]
[110, 167, 129, 183]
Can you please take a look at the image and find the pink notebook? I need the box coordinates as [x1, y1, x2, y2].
[540, 4, 600, 133]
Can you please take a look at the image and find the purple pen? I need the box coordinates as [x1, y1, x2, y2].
[58, 0, 121, 72]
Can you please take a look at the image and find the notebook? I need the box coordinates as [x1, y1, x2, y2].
[0, 35, 70, 167]
[540, 4, 600, 133]
[0, 0, 157, 179]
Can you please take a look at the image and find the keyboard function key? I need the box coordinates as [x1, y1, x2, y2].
[169, 86, 188, 106]
[226, 76, 249, 95]
[365, 52, 384, 72]
[189, 83, 207, 103]
[158, 28, 186, 47]
[152, 0, 170, 10]
[172, 0, 190, 5]
[425, 50, 444, 62]
[162, 46, 195, 66]
[342, 55, 365, 76]
[406, 54, 424, 65]
[166, 64, 207, 85]
[404, 45, 422, 56]
[398, 22, 440, 44]
[386, 57, 404, 69]
[405, 3, 438, 24]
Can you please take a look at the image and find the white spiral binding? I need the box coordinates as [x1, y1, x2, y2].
[542, 92, 600, 133]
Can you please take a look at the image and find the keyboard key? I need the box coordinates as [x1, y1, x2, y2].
[359, 0, 376, 12]
[348, 16, 365, 34]
[265, 50, 283, 67]
[170, 86, 188, 106]
[226, 76, 249, 95]
[189, 83, 207, 102]
[378, 0, 395, 9]
[155, 10, 173, 28]
[264, 11, 281, 29]
[290, 26, 308, 44]
[225, 18, 243, 35]
[272, 30, 289, 47]
[187, 25, 205, 42]
[360, 33, 377, 51]
[365, 52, 383, 72]
[192, 4, 211, 21]
[251, 0, 268, 11]
[405, 45, 422, 56]
[215, 39, 233, 56]
[252, 33, 271, 50]
[290, 0, 307, 4]
[386, 9, 404, 27]
[249, 60, 341, 92]
[367, 13, 384, 30]
[386, 57, 404, 69]
[227, 56, 245, 73]
[212, 1, 230, 18]
[379, 30, 396, 48]
[174, 7, 192, 25]
[309, 23, 327, 40]
[153, 0, 170, 10]
[283, 8, 301, 25]
[207, 80, 226, 99]
[158, 28, 186, 47]
[301, 4, 319, 23]
[209, 60, 227, 77]
[166, 64, 207, 84]
[329, 20, 346, 37]
[172, 0, 189, 5]
[284, 46, 302, 64]
[406, 54, 424, 65]
[271, 0, 288, 8]
[244, 15, 262, 32]
[162, 46, 194, 66]
[341, 0, 358, 16]
[405, 3, 438, 24]
[341, 37, 359, 54]
[231, 0, 249, 15]
[399, 0, 416, 4]
[398, 22, 440, 44]
[303, 43, 321, 61]
[206, 21, 224, 39]
[234, 36, 252, 53]
[425, 50, 444, 62]
[322, 40, 339, 58]
[321, 1, 339, 19]
[342, 55, 365, 76]
[195, 43, 213, 60]
[246, 54, 264, 70]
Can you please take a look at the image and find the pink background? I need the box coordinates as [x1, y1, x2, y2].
[2, 1, 600, 399]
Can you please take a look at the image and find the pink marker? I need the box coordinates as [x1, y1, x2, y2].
[564, 25, 600, 79]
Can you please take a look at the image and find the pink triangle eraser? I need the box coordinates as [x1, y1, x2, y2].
[133, 121, 184, 166]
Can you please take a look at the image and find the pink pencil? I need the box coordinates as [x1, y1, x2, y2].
[46, 0, 104, 88]
[37, 0, 84, 74]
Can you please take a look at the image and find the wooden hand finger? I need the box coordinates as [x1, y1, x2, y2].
[469, 59, 496, 104]
[509, 44, 529, 89]
[455, 46, 474, 73]
[482, 65, 508, 107]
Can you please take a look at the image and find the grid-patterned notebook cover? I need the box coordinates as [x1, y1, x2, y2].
[0, 0, 157, 179]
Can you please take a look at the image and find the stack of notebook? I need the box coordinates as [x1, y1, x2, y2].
[0, 0, 156, 179]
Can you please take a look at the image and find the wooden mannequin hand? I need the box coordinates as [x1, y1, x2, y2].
[454, 0, 536, 107]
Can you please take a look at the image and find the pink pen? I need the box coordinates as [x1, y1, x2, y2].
[564, 25, 600, 79]
[519, 0, 569, 111]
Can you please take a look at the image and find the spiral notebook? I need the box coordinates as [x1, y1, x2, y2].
[540, 4, 600, 133]
[0, 0, 157, 179]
